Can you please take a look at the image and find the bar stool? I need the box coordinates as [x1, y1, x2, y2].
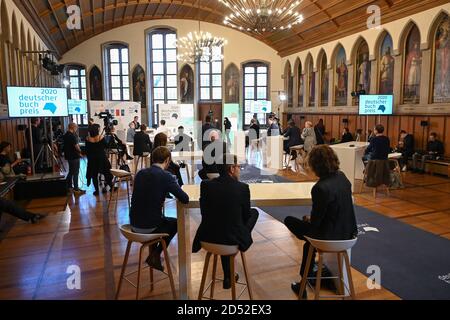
[134, 152, 150, 174]
[198, 242, 253, 300]
[108, 169, 133, 213]
[298, 236, 358, 300]
[115, 224, 177, 300]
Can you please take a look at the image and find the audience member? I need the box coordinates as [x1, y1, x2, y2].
[130, 146, 189, 270]
[363, 124, 390, 161]
[397, 130, 415, 171]
[301, 121, 317, 153]
[152, 133, 183, 186]
[156, 120, 171, 138]
[85, 125, 114, 196]
[341, 128, 354, 143]
[63, 123, 85, 195]
[284, 145, 357, 297]
[412, 132, 444, 173]
[126, 122, 136, 143]
[314, 119, 325, 145]
[174, 126, 193, 152]
[224, 117, 232, 145]
[0, 198, 46, 226]
[355, 129, 363, 142]
[193, 154, 259, 289]
[133, 124, 152, 157]
[108, 126, 133, 161]
[199, 131, 228, 180]
[0, 142, 26, 176]
[132, 116, 141, 131]
[283, 120, 303, 160]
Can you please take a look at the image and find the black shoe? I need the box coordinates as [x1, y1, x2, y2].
[102, 187, 108, 194]
[146, 253, 164, 272]
[126, 155, 134, 160]
[179, 162, 186, 168]
[223, 273, 239, 289]
[30, 213, 48, 224]
[93, 191, 99, 196]
[291, 282, 307, 299]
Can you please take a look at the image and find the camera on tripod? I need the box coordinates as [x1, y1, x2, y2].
[96, 111, 118, 134]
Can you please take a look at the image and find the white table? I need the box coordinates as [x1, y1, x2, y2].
[330, 142, 369, 192]
[171, 151, 203, 183]
[176, 182, 316, 299]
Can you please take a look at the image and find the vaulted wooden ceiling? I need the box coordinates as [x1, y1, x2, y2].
[14, 0, 448, 58]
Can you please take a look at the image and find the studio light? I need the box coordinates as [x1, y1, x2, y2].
[63, 78, 70, 87]
[278, 91, 287, 101]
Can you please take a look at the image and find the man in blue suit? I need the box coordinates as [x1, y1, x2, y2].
[130, 146, 189, 270]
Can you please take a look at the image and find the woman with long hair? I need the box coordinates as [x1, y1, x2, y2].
[152, 133, 183, 186]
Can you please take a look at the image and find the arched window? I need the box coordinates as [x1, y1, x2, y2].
[378, 33, 395, 95]
[147, 29, 177, 124]
[199, 46, 223, 101]
[296, 59, 303, 108]
[334, 45, 348, 106]
[66, 65, 87, 125]
[355, 40, 371, 96]
[319, 52, 328, 107]
[104, 43, 130, 101]
[243, 61, 269, 126]
[306, 55, 315, 107]
[403, 25, 422, 104]
[431, 14, 450, 104]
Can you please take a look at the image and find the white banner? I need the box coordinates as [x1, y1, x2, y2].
[158, 104, 195, 138]
[89, 101, 141, 141]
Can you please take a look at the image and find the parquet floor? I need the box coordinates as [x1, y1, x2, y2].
[1, 158, 449, 300]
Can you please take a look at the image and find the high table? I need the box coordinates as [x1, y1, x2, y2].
[330, 142, 369, 192]
[176, 182, 316, 299]
[171, 151, 203, 184]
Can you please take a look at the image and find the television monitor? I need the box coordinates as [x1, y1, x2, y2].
[250, 100, 272, 114]
[359, 95, 393, 115]
[6, 86, 69, 118]
[68, 99, 87, 115]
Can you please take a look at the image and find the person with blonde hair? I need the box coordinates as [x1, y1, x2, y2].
[301, 121, 317, 153]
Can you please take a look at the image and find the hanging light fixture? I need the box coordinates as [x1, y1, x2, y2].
[174, 0, 228, 64]
[219, 0, 304, 35]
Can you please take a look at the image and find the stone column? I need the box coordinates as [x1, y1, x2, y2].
[393, 53, 402, 107]
[370, 58, 377, 94]
[328, 67, 334, 107]
[420, 47, 431, 105]
[347, 62, 354, 106]
[314, 68, 320, 109]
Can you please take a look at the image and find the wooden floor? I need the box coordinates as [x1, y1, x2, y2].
[1, 158, 450, 300]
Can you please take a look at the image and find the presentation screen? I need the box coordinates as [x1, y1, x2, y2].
[359, 95, 393, 115]
[7, 86, 68, 118]
[68, 99, 87, 115]
[250, 100, 272, 114]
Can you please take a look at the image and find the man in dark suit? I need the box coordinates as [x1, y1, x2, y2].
[133, 124, 152, 156]
[198, 130, 229, 180]
[201, 115, 217, 150]
[340, 128, 354, 143]
[284, 145, 357, 297]
[398, 130, 414, 171]
[363, 124, 391, 161]
[193, 153, 259, 289]
[130, 146, 189, 270]
[267, 114, 280, 137]
[283, 120, 303, 159]
[174, 126, 193, 152]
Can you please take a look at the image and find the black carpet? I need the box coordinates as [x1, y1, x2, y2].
[259, 204, 450, 300]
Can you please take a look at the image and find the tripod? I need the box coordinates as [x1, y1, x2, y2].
[34, 141, 64, 174]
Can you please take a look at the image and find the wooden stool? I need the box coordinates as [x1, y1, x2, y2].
[299, 236, 358, 300]
[198, 242, 253, 300]
[115, 224, 177, 300]
[108, 169, 133, 213]
[134, 153, 150, 174]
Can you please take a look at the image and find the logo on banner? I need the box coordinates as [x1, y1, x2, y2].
[43, 103, 58, 114]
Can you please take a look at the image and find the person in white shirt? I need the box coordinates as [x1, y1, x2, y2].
[156, 120, 171, 138]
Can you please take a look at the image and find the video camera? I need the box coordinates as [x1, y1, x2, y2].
[96, 111, 118, 134]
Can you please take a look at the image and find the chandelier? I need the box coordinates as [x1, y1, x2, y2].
[174, 0, 228, 64]
[175, 30, 228, 64]
[219, 0, 304, 35]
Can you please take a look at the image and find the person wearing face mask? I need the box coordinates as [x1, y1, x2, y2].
[193, 153, 259, 290]
[130, 146, 189, 271]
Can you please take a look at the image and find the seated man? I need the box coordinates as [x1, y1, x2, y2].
[363, 124, 390, 162]
[130, 146, 189, 270]
[198, 131, 228, 180]
[397, 130, 414, 171]
[412, 132, 444, 173]
[284, 145, 357, 297]
[173, 126, 193, 152]
[340, 128, 354, 143]
[133, 124, 152, 157]
[0, 197, 46, 228]
[193, 153, 259, 289]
